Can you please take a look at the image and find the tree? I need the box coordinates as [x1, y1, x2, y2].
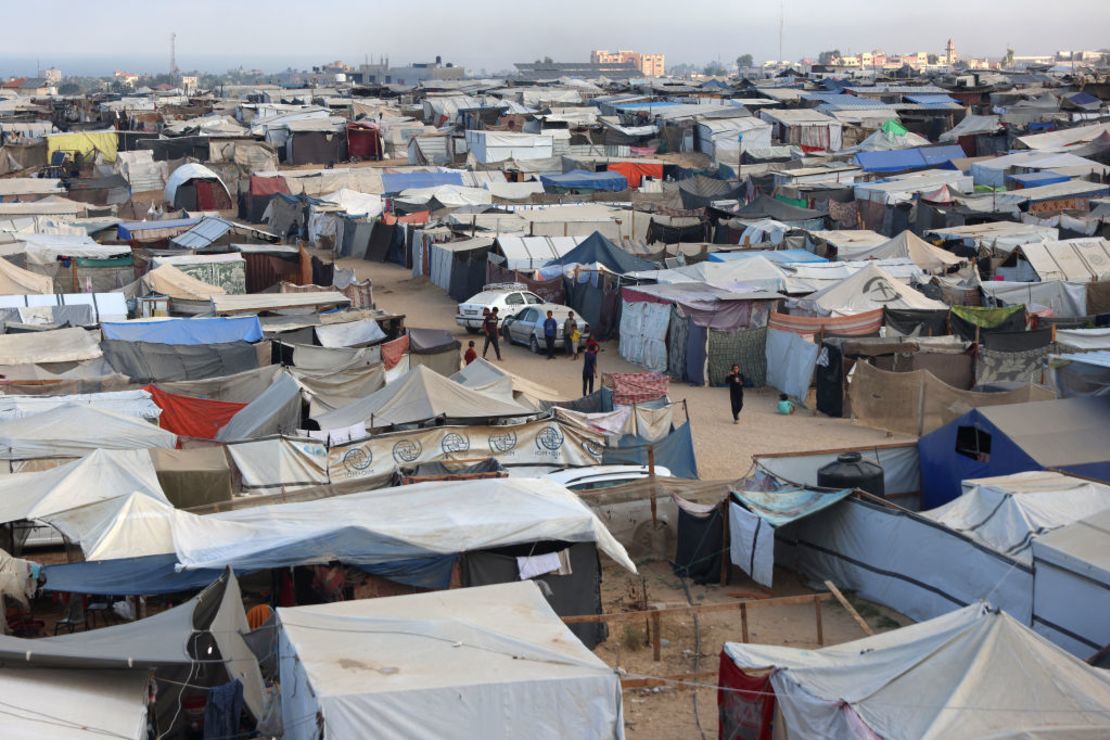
[736, 54, 754, 70]
[818, 50, 841, 65]
[703, 61, 728, 76]
[57, 81, 81, 95]
[1004, 48, 1015, 68]
[927, 54, 939, 65]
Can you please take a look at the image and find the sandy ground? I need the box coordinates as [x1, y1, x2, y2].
[336, 259, 917, 738]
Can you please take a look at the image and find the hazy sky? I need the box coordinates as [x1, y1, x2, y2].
[2, 0, 1107, 76]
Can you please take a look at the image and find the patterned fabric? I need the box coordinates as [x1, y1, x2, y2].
[602, 372, 669, 405]
[768, 310, 883, 337]
[827, 199, 859, 229]
[975, 347, 1049, 386]
[708, 326, 767, 387]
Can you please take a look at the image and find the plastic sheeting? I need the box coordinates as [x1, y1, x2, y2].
[226, 436, 329, 493]
[0, 404, 176, 460]
[618, 300, 670, 372]
[765, 329, 818, 400]
[603, 423, 699, 480]
[540, 169, 628, 192]
[101, 317, 263, 345]
[146, 385, 246, 439]
[313, 318, 386, 348]
[278, 582, 625, 740]
[0, 327, 101, 365]
[0, 667, 149, 739]
[287, 364, 386, 415]
[102, 340, 260, 383]
[216, 375, 302, 442]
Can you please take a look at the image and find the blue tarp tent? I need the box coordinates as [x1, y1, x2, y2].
[917, 397, 1110, 510]
[547, 231, 655, 274]
[709, 249, 827, 265]
[380, 171, 464, 194]
[855, 145, 966, 173]
[540, 169, 628, 192]
[1008, 171, 1072, 188]
[101, 316, 263, 345]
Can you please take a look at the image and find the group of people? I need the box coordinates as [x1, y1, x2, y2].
[465, 307, 600, 397]
[726, 364, 795, 424]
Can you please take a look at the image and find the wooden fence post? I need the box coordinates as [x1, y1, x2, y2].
[650, 608, 662, 662]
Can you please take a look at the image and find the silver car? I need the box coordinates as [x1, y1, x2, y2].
[501, 305, 589, 353]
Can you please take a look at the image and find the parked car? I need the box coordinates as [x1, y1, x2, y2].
[501, 304, 590, 353]
[455, 283, 545, 333]
[544, 465, 674, 492]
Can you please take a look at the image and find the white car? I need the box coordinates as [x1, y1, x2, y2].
[456, 284, 545, 333]
[544, 465, 674, 492]
[501, 304, 590, 353]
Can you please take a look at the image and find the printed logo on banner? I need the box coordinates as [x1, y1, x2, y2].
[536, 425, 565, 451]
[581, 437, 605, 460]
[342, 446, 373, 472]
[863, 276, 900, 304]
[441, 432, 471, 455]
[488, 430, 518, 453]
[392, 439, 423, 463]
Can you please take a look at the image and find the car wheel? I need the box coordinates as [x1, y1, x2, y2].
[529, 335, 539, 353]
[465, 326, 479, 335]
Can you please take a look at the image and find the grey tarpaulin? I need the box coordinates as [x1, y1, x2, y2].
[980, 328, 1054, 353]
[883, 308, 949, 337]
[102, 340, 259, 382]
[708, 326, 767, 387]
[461, 541, 607, 649]
[685, 319, 707, 386]
[217, 374, 302, 441]
[156, 365, 283, 403]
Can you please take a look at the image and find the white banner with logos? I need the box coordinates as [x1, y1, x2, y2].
[328, 419, 604, 482]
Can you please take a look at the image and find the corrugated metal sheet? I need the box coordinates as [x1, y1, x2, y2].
[170, 217, 234, 249]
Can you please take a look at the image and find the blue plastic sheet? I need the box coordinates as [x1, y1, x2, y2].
[380, 171, 463, 194]
[765, 328, 819, 401]
[101, 316, 263, 345]
[43, 554, 228, 595]
[731, 487, 852, 527]
[604, 423, 699, 479]
[540, 169, 628, 192]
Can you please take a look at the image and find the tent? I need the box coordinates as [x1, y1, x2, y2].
[407, 327, 461, 376]
[733, 194, 826, 230]
[0, 327, 102, 366]
[0, 571, 265, 720]
[163, 163, 233, 210]
[451, 357, 560, 410]
[0, 255, 53, 294]
[793, 263, 946, 316]
[924, 471, 1110, 563]
[918, 397, 1110, 509]
[0, 667, 149, 739]
[216, 374, 303, 441]
[540, 169, 628, 193]
[101, 317, 263, 345]
[313, 364, 532, 430]
[277, 582, 625, 740]
[0, 448, 166, 525]
[140, 263, 226, 306]
[1049, 351, 1110, 398]
[845, 230, 965, 273]
[720, 603, 1110, 740]
[851, 119, 931, 152]
[547, 231, 655, 274]
[0, 403, 177, 460]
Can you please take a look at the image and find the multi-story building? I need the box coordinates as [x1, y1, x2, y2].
[358, 56, 465, 86]
[590, 49, 665, 76]
[43, 67, 62, 86]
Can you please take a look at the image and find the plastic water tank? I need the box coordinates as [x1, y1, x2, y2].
[817, 452, 884, 497]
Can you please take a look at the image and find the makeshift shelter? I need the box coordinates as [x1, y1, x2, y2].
[1049, 351, 1110, 398]
[540, 169, 628, 193]
[548, 231, 655, 274]
[163, 163, 233, 211]
[277, 582, 625, 740]
[918, 397, 1110, 509]
[451, 357, 559, 410]
[140, 263, 225, 313]
[733, 194, 826, 230]
[0, 404, 177, 460]
[406, 327, 461, 376]
[215, 374, 303, 442]
[0, 667, 149, 739]
[759, 108, 843, 151]
[845, 230, 965, 273]
[313, 364, 532, 430]
[0, 571, 265, 720]
[793, 263, 946, 316]
[720, 604, 1110, 740]
[0, 255, 53, 294]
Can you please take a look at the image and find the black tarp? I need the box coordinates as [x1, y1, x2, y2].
[951, 307, 1027, 341]
[286, 131, 347, 166]
[980, 327, 1054, 352]
[883, 308, 950, 337]
[461, 541, 606, 648]
[646, 218, 710, 244]
[549, 231, 655, 274]
[676, 175, 742, 210]
[672, 501, 723, 585]
[102, 340, 259, 382]
[448, 256, 487, 302]
[735, 194, 824, 223]
[365, 222, 395, 262]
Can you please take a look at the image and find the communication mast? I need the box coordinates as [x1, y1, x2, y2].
[170, 32, 178, 79]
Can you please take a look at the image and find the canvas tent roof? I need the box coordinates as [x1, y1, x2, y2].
[734, 194, 825, 225]
[0, 403, 177, 460]
[1017, 238, 1110, 282]
[163, 163, 232, 206]
[0, 571, 264, 717]
[277, 582, 623, 740]
[451, 357, 561, 408]
[0, 448, 166, 525]
[0, 255, 53, 295]
[211, 291, 351, 314]
[314, 364, 532, 429]
[978, 397, 1110, 470]
[795, 263, 947, 316]
[1017, 122, 1110, 152]
[845, 230, 964, 272]
[547, 231, 655, 274]
[723, 603, 1110, 739]
[0, 327, 102, 365]
[0, 667, 149, 739]
[494, 236, 586, 270]
[939, 114, 1003, 142]
[141, 263, 225, 301]
[924, 471, 1110, 563]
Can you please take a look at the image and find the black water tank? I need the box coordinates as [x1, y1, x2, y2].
[817, 452, 884, 497]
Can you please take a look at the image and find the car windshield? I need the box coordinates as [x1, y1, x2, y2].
[524, 293, 543, 304]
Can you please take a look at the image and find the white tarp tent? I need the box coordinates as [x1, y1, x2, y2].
[465, 131, 555, 163]
[278, 582, 625, 740]
[722, 603, 1110, 739]
[0, 327, 103, 365]
[0, 667, 150, 739]
[0, 404, 176, 460]
[924, 471, 1110, 564]
[840, 230, 964, 273]
[792, 263, 946, 316]
[0, 390, 159, 422]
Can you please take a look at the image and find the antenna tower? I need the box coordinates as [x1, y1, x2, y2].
[170, 33, 178, 78]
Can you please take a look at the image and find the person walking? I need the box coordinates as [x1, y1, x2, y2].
[543, 310, 558, 359]
[582, 339, 599, 396]
[563, 311, 578, 359]
[482, 307, 502, 361]
[727, 363, 744, 424]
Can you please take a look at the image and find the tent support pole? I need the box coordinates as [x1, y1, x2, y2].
[719, 500, 731, 587]
[647, 445, 657, 525]
[814, 596, 824, 646]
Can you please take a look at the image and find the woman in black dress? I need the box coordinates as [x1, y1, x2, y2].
[727, 364, 744, 424]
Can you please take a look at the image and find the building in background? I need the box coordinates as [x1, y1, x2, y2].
[515, 60, 640, 80]
[43, 67, 63, 86]
[590, 49, 666, 76]
[358, 56, 464, 86]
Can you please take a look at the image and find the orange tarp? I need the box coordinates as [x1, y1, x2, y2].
[145, 385, 247, 439]
[607, 161, 663, 189]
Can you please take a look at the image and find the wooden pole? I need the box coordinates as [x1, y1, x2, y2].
[647, 445, 657, 525]
[651, 608, 662, 662]
[814, 596, 824, 646]
[740, 602, 749, 643]
[824, 580, 874, 636]
[719, 500, 731, 586]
